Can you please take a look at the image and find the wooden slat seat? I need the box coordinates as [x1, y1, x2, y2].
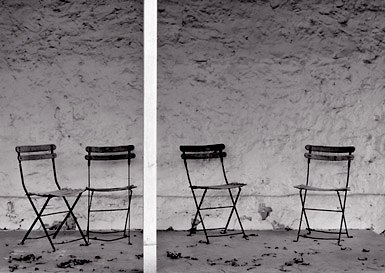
[30, 188, 85, 197]
[294, 184, 350, 192]
[192, 182, 247, 190]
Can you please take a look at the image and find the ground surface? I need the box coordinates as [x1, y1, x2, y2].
[1, 229, 385, 272]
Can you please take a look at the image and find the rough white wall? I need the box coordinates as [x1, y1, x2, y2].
[0, 0, 144, 230]
[1, 0, 385, 233]
[157, 0, 385, 232]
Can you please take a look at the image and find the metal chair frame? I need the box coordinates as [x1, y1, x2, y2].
[85, 145, 136, 244]
[294, 145, 355, 245]
[180, 143, 248, 244]
[16, 144, 88, 251]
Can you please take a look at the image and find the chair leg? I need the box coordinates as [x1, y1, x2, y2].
[295, 190, 304, 242]
[125, 191, 133, 245]
[52, 196, 75, 238]
[123, 195, 129, 237]
[337, 191, 350, 245]
[189, 209, 199, 235]
[190, 189, 210, 243]
[296, 189, 350, 245]
[223, 188, 237, 232]
[234, 191, 248, 239]
[87, 190, 94, 243]
[303, 211, 311, 235]
[22, 197, 56, 251]
[53, 193, 88, 245]
[86, 190, 132, 243]
[342, 213, 350, 237]
[189, 195, 201, 235]
[223, 188, 248, 239]
[21, 200, 46, 244]
[295, 189, 311, 242]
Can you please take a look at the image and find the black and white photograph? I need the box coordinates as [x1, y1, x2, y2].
[1, 0, 385, 272]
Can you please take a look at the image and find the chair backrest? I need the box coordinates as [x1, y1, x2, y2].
[304, 145, 355, 188]
[15, 144, 59, 194]
[180, 144, 229, 187]
[85, 145, 135, 188]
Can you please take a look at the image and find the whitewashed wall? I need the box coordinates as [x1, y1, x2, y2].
[1, 0, 385, 233]
[157, 0, 385, 233]
[0, 0, 144, 230]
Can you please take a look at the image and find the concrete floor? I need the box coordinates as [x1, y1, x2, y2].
[1, 229, 385, 272]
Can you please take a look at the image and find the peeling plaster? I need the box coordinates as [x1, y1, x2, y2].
[258, 203, 273, 220]
[6, 201, 18, 224]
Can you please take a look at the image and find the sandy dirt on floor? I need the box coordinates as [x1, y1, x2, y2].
[1, 229, 385, 273]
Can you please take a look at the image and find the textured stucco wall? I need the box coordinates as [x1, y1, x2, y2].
[0, 0, 144, 230]
[1, 0, 385, 233]
[156, 0, 385, 232]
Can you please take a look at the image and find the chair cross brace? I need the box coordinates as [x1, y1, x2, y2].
[189, 186, 246, 243]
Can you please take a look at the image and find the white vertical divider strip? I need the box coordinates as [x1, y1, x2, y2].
[143, 0, 157, 272]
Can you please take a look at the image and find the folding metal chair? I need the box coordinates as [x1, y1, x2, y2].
[180, 143, 248, 243]
[85, 145, 136, 244]
[294, 145, 355, 245]
[16, 144, 88, 251]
